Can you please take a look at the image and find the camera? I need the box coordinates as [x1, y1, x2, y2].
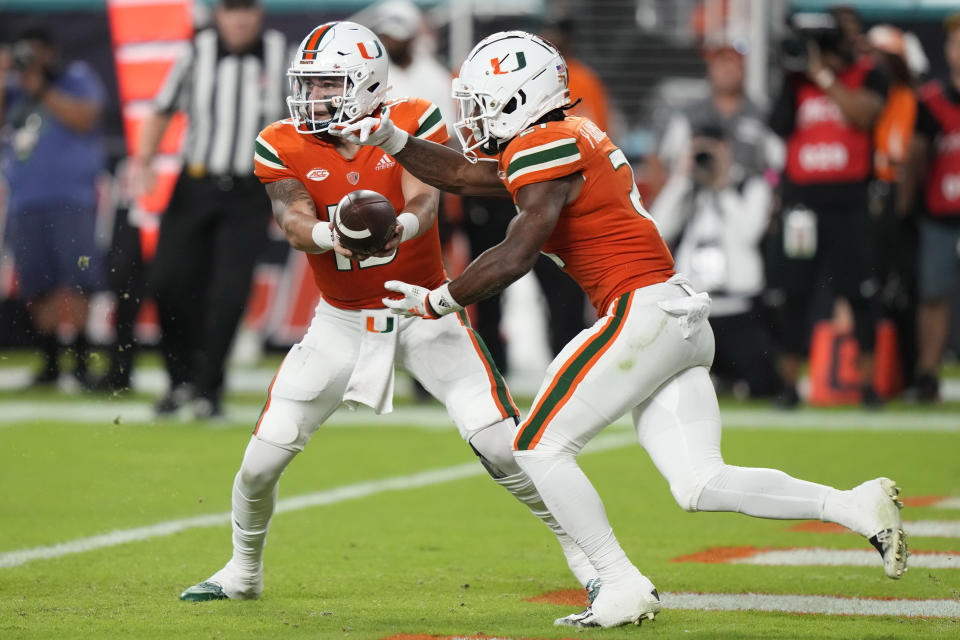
[780, 12, 844, 73]
[693, 149, 715, 172]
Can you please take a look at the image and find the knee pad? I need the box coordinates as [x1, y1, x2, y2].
[237, 437, 297, 496]
[667, 461, 727, 512]
[254, 396, 315, 451]
[468, 417, 521, 479]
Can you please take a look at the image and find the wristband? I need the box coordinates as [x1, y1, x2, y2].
[379, 127, 409, 156]
[311, 221, 334, 251]
[396, 212, 420, 242]
[814, 68, 835, 90]
[426, 283, 463, 317]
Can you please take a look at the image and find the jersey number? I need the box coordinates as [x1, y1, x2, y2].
[608, 148, 657, 225]
[327, 204, 398, 271]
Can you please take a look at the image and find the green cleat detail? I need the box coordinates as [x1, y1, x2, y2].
[179, 581, 229, 602]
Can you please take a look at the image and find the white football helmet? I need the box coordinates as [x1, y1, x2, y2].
[453, 31, 570, 159]
[287, 21, 389, 134]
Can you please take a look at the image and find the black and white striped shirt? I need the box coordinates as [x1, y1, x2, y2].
[154, 27, 287, 177]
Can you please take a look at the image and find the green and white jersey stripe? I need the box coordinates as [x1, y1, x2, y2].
[254, 134, 285, 171]
[414, 105, 445, 139]
[506, 138, 580, 183]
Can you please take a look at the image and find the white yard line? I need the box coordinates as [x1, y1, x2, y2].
[733, 548, 960, 570]
[0, 432, 635, 569]
[661, 591, 960, 618]
[1, 401, 959, 432]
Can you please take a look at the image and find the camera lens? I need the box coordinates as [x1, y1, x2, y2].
[694, 151, 714, 169]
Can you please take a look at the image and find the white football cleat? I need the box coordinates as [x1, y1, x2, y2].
[850, 477, 908, 579]
[179, 562, 262, 601]
[555, 574, 660, 628]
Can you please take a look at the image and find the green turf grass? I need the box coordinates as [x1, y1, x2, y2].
[1, 411, 958, 639]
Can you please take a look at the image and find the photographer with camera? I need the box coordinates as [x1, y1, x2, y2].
[652, 119, 782, 398]
[653, 40, 784, 398]
[768, 9, 889, 408]
[1, 25, 106, 388]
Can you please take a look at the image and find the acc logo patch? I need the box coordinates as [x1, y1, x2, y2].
[306, 168, 330, 181]
[347, 171, 360, 184]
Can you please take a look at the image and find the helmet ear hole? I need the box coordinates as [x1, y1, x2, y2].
[502, 97, 517, 114]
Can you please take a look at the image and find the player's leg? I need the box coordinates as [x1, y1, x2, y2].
[180, 303, 359, 601]
[636, 364, 906, 578]
[515, 284, 713, 628]
[397, 311, 594, 587]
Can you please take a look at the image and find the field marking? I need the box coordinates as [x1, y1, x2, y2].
[532, 588, 960, 618]
[672, 546, 960, 570]
[791, 519, 960, 538]
[2, 401, 959, 433]
[0, 432, 636, 570]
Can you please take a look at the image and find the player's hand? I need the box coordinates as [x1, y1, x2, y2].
[331, 106, 408, 155]
[382, 280, 439, 318]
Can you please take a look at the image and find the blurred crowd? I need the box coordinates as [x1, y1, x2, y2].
[1, 0, 959, 413]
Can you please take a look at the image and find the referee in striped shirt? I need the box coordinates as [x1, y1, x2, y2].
[134, 0, 287, 419]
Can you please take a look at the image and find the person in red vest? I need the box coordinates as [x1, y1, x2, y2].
[902, 13, 960, 402]
[767, 9, 889, 408]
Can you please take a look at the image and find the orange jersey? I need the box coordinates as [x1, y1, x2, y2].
[254, 97, 449, 310]
[566, 58, 611, 134]
[498, 117, 674, 313]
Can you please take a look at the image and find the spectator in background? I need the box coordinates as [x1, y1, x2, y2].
[0, 25, 106, 388]
[366, 0, 455, 126]
[652, 39, 784, 397]
[767, 10, 888, 408]
[134, 0, 287, 418]
[651, 121, 781, 397]
[902, 13, 960, 402]
[867, 24, 920, 395]
[541, 17, 615, 138]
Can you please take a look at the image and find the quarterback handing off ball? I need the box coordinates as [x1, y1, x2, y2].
[333, 190, 398, 254]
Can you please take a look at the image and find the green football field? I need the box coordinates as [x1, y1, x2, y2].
[1, 375, 959, 639]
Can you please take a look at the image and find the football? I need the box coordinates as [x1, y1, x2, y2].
[333, 190, 398, 254]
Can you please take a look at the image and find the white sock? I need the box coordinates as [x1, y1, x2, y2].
[516, 452, 639, 586]
[230, 478, 276, 574]
[696, 465, 833, 519]
[495, 471, 598, 587]
[229, 437, 297, 575]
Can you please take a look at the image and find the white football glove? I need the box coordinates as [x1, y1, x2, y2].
[330, 106, 409, 156]
[382, 280, 462, 319]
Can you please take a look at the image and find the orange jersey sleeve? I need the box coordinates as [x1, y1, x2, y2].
[252, 98, 449, 310]
[498, 117, 674, 313]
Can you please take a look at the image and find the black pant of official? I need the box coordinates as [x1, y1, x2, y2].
[149, 172, 271, 406]
[768, 203, 880, 358]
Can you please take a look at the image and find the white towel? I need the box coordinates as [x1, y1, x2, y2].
[342, 309, 399, 414]
[658, 274, 712, 340]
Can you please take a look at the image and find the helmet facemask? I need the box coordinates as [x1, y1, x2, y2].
[287, 22, 389, 135]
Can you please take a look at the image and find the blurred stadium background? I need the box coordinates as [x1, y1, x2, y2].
[1, 0, 959, 398]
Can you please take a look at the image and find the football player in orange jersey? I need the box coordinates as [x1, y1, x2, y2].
[335, 30, 908, 627]
[179, 22, 595, 602]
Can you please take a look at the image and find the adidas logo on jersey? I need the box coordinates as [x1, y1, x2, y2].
[306, 168, 330, 181]
[374, 155, 396, 171]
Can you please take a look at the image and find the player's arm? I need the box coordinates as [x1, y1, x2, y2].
[265, 178, 330, 254]
[383, 174, 576, 317]
[333, 112, 509, 197]
[394, 137, 509, 197]
[448, 174, 574, 304]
